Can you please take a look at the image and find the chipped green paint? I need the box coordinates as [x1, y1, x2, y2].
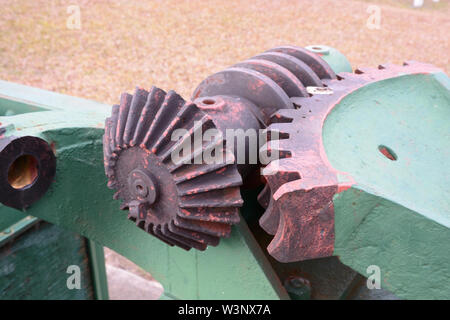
[323, 72, 450, 299]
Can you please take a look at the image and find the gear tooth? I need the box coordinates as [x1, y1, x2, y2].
[159, 115, 215, 164]
[176, 165, 242, 196]
[269, 110, 294, 124]
[178, 207, 240, 224]
[119, 202, 130, 210]
[144, 222, 155, 235]
[108, 105, 119, 152]
[152, 102, 199, 153]
[262, 126, 290, 143]
[335, 72, 358, 81]
[172, 157, 231, 184]
[107, 180, 117, 189]
[260, 161, 301, 235]
[162, 224, 207, 251]
[115, 93, 133, 148]
[131, 86, 166, 146]
[179, 187, 243, 208]
[113, 191, 121, 200]
[123, 87, 149, 146]
[153, 226, 181, 248]
[259, 139, 292, 163]
[169, 222, 220, 246]
[174, 217, 231, 238]
[259, 198, 279, 235]
[142, 90, 186, 150]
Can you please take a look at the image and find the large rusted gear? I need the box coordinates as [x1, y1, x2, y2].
[103, 87, 244, 250]
[258, 61, 442, 262]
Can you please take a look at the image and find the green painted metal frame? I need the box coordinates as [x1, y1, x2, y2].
[86, 240, 109, 300]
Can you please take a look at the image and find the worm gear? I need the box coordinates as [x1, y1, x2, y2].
[103, 87, 244, 250]
[258, 60, 442, 262]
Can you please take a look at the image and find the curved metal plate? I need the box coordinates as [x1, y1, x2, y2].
[267, 46, 336, 80]
[234, 59, 308, 97]
[253, 52, 323, 87]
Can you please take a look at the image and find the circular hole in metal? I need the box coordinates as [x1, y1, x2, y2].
[202, 99, 216, 105]
[8, 155, 39, 189]
[378, 145, 397, 161]
[312, 46, 322, 51]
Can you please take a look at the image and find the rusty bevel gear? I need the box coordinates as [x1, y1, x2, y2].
[103, 87, 244, 251]
[258, 61, 442, 263]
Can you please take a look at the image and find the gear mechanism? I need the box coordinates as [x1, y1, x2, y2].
[102, 45, 440, 259]
[103, 87, 243, 250]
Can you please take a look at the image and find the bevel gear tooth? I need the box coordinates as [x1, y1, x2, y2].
[115, 93, 133, 148]
[131, 86, 166, 147]
[174, 217, 232, 238]
[168, 222, 220, 247]
[103, 86, 243, 251]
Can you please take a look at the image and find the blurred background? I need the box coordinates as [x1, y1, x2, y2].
[1, 0, 448, 299]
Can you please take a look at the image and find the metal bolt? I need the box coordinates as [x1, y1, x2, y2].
[284, 276, 311, 300]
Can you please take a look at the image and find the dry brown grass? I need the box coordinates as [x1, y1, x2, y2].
[0, 0, 449, 104]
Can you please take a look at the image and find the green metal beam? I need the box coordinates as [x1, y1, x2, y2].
[86, 240, 109, 300]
